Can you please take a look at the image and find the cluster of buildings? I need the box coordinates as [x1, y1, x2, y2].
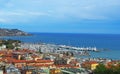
[0, 49, 119, 74]
[0, 48, 81, 74]
[0, 41, 120, 74]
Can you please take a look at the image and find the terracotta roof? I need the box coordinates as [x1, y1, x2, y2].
[4, 54, 12, 57]
[82, 61, 98, 65]
[33, 64, 53, 67]
[6, 59, 54, 63]
[56, 64, 79, 68]
[0, 59, 3, 62]
[36, 59, 54, 63]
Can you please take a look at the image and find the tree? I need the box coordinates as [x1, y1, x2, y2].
[66, 52, 69, 56]
[39, 48, 42, 53]
[93, 64, 108, 74]
[71, 52, 74, 56]
[6, 44, 14, 49]
[93, 64, 120, 74]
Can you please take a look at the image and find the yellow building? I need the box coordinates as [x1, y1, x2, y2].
[91, 63, 99, 70]
[81, 61, 99, 70]
[50, 69, 61, 74]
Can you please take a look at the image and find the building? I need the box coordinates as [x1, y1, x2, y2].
[6, 64, 21, 74]
[0, 45, 6, 50]
[81, 61, 99, 70]
[50, 69, 61, 74]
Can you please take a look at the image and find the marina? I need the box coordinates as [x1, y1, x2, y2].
[20, 43, 98, 56]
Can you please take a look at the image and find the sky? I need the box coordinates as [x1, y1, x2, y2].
[0, 0, 120, 34]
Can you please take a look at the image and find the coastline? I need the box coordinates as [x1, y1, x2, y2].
[1, 33, 120, 60]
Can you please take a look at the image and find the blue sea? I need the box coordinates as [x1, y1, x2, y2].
[1, 33, 120, 60]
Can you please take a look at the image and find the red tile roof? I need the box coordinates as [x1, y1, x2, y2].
[82, 61, 98, 65]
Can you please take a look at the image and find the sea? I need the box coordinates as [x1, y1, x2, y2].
[1, 33, 120, 60]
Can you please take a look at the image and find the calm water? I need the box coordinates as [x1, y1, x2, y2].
[1, 33, 120, 59]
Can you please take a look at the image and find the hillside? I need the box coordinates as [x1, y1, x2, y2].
[0, 28, 31, 36]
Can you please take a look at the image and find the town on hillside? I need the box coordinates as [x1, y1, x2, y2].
[0, 39, 120, 74]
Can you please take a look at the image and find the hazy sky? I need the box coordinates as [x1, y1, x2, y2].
[0, 0, 120, 34]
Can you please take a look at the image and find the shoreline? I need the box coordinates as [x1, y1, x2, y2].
[20, 43, 120, 60]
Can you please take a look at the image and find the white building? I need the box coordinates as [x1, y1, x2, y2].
[0, 45, 6, 50]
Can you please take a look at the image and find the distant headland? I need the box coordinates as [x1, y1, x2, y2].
[0, 28, 31, 36]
